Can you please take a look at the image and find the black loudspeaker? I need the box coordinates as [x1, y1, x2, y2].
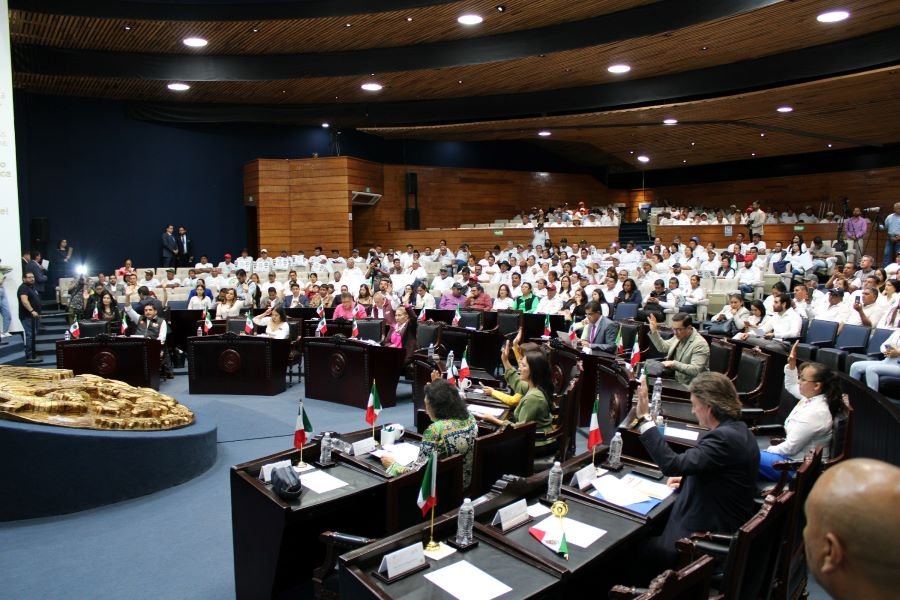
[30, 217, 50, 255]
[404, 208, 420, 230]
[406, 172, 418, 195]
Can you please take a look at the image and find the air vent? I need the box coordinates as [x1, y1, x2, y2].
[351, 191, 382, 206]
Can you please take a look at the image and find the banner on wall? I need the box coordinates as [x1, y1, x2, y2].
[0, 0, 24, 333]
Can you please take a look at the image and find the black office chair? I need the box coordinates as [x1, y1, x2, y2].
[613, 303, 638, 322]
[76, 320, 110, 338]
[457, 310, 482, 330]
[816, 324, 870, 372]
[227, 318, 248, 335]
[416, 321, 441, 349]
[496, 310, 522, 339]
[356, 319, 384, 342]
[794, 319, 839, 361]
[844, 327, 892, 374]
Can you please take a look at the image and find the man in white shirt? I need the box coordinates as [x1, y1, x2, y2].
[309, 247, 331, 276]
[781, 209, 799, 224]
[618, 241, 641, 267]
[406, 258, 428, 283]
[399, 244, 415, 269]
[205, 268, 229, 293]
[509, 273, 523, 298]
[273, 251, 292, 272]
[234, 250, 254, 273]
[141, 269, 160, 290]
[535, 284, 563, 314]
[737, 259, 762, 296]
[342, 258, 366, 291]
[160, 269, 181, 289]
[760, 295, 802, 340]
[217, 253, 236, 275]
[254, 249, 274, 275]
[817, 289, 851, 323]
[845, 287, 888, 330]
[430, 267, 454, 295]
[798, 207, 819, 223]
[791, 284, 816, 320]
[670, 263, 690, 290]
[749, 232, 767, 253]
[193, 255, 213, 274]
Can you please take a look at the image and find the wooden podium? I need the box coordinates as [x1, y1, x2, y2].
[187, 333, 291, 395]
[56, 335, 161, 389]
[303, 337, 405, 409]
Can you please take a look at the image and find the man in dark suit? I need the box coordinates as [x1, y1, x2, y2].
[176, 225, 193, 267]
[633, 371, 759, 574]
[578, 300, 618, 353]
[160, 224, 178, 267]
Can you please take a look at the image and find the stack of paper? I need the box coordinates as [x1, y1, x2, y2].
[467, 404, 505, 417]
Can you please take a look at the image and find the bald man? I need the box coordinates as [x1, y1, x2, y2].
[804, 458, 900, 600]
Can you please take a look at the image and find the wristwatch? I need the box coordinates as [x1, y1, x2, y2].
[635, 413, 655, 434]
[631, 413, 652, 430]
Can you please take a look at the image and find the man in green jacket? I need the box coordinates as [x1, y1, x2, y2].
[647, 312, 709, 385]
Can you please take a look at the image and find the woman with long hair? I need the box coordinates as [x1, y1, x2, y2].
[386, 305, 418, 363]
[357, 284, 374, 308]
[479, 342, 555, 452]
[187, 282, 213, 310]
[95, 290, 121, 323]
[616, 278, 643, 305]
[493, 284, 515, 310]
[759, 344, 845, 481]
[251, 306, 290, 339]
[215, 288, 246, 319]
[564, 287, 589, 321]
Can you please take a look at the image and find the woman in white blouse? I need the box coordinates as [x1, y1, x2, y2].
[251, 306, 290, 339]
[492, 284, 515, 310]
[759, 343, 842, 480]
[187, 282, 213, 310]
[215, 288, 246, 320]
[709, 293, 750, 330]
[681, 274, 706, 314]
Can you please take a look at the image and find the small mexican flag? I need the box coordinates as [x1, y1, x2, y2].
[293, 402, 313, 448]
[529, 525, 569, 560]
[351, 318, 359, 338]
[630, 337, 641, 368]
[244, 312, 254, 334]
[69, 321, 80, 339]
[91, 305, 99, 320]
[452, 305, 461, 326]
[418, 307, 427, 322]
[615, 326, 623, 355]
[416, 451, 438, 517]
[588, 395, 603, 450]
[316, 316, 328, 335]
[568, 322, 577, 343]
[203, 308, 213, 333]
[459, 348, 470, 379]
[446, 362, 458, 385]
[543, 314, 551, 337]
[120, 313, 128, 335]
[316, 303, 325, 317]
[365, 380, 381, 425]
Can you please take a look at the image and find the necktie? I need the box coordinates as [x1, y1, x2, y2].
[589, 323, 596, 342]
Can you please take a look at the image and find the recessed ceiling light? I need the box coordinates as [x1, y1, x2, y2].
[182, 37, 208, 47]
[496, 5, 506, 12]
[777, 106, 793, 113]
[817, 10, 850, 23]
[751, 153, 757, 156]
[608, 64, 631, 74]
[406, 17, 413, 22]
[691, 142, 695, 146]
[760, 133, 766, 137]
[629, 151, 634, 154]
[458, 14, 483, 25]
[124, 26, 132, 31]
[252, 28, 259, 33]
[361, 83, 383, 91]
[682, 160, 687, 163]
[345, 23, 352, 27]
[637, 155, 650, 163]
[322, 123, 330, 128]
[538, 131, 552, 137]
[457, 80, 463, 84]
[700, 46, 708, 51]
[167, 83, 190, 91]
[828, 143, 833, 148]
[663, 118, 678, 125]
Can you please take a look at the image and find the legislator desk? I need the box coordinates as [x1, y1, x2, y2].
[56, 335, 161, 389]
[187, 333, 290, 395]
[231, 427, 464, 600]
[410, 352, 501, 414]
[300, 318, 353, 339]
[549, 341, 636, 437]
[339, 512, 563, 600]
[303, 337, 405, 408]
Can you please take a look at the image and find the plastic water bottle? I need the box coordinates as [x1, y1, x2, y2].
[608, 432, 623, 468]
[64, 330, 71, 341]
[656, 415, 666, 435]
[428, 343, 435, 361]
[650, 377, 663, 421]
[196, 325, 203, 337]
[446, 350, 455, 373]
[546, 461, 563, 501]
[456, 498, 474, 546]
[319, 433, 333, 464]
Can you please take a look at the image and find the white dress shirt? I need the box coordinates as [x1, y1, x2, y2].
[767, 366, 833, 459]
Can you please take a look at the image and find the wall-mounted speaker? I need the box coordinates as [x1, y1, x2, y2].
[406, 172, 418, 195]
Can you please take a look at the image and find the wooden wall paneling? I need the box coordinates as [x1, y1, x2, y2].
[246, 159, 291, 254]
[284, 157, 353, 255]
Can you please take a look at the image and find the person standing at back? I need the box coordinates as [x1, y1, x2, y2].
[18, 272, 43, 363]
[160, 224, 178, 268]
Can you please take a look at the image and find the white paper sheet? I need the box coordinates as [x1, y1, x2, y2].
[532, 515, 607, 548]
[292, 462, 316, 474]
[467, 404, 505, 417]
[379, 442, 420, 467]
[621, 474, 674, 500]
[666, 427, 700, 441]
[423, 542, 457, 561]
[301, 469, 348, 494]
[591, 475, 652, 507]
[424, 560, 512, 600]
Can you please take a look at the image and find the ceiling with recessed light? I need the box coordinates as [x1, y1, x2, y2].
[8, 0, 900, 172]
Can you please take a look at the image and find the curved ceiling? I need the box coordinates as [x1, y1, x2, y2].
[9, 0, 900, 172]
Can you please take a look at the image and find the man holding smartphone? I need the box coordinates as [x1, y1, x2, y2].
[844, 286, 887, 330]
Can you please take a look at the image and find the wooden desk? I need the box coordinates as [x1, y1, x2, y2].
[56, 335, 161, 389]
[617, 407, 702, 464]
[230, 441, 386, 600]
[411, 353, 501, 414]
[187, 333, 291, 395]
[339, 513, 562, 600]
[303, 337, 405, 409]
